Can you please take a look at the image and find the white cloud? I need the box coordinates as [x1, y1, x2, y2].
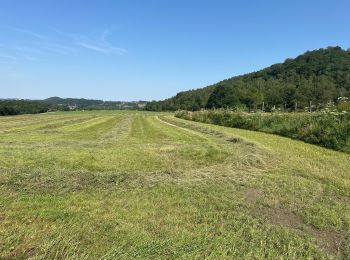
[8, 27, 46, 40]
[1, 26, 126, 62]
[74, 29, 127, 55]
[76, 39, 127, 55]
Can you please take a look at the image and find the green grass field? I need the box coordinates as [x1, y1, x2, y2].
[1, 111, 349, 259]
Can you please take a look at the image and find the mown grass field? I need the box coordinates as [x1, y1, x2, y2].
[0, 111, 349, 259]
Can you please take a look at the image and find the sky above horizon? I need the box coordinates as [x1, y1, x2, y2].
[0, 0, 349, 101]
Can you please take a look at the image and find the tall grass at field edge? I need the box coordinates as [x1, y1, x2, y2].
[175, 110, 350, 153]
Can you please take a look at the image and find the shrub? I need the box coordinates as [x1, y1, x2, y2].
[175, 110, 350, 153]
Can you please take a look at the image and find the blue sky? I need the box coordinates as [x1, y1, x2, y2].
[0, 0, 349, 101]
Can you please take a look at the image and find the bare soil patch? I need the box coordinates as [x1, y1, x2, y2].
[255, 207, 303, 227]
[245, 188, 264, 204]
[0, 214, 5, 223]
[252, 206, 344, 255]
[310, 229, 344, 255]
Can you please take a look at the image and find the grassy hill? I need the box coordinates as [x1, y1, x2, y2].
[146, 47, 350, 111]
[0, 111, 349, 258]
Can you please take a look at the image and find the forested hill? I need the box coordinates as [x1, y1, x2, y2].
[44, 97, 147, 110]
[145, 47, 350, 111]
[0, 98, 148, 116]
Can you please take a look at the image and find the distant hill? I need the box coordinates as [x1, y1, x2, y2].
[146, 47, 350, 111]
[43, 97, 148, 110]
[0, 97, 148, 116]
[44, 97, 104, 106]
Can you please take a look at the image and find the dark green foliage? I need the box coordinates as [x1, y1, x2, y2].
[206, 85, 241, 109]
[0, 98, 148, 116]
[175, 110, 350, 153]
[147, 47, 350, 111]
[145, 86, 216, 111]
[0, 100, 51, 116]
[44, 96, 104, 107]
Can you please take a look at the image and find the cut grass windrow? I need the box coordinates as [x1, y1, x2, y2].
[0, 111, 349, 259]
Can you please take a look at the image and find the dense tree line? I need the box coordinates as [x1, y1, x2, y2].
[0, 98, 148, 116]
[0, 100, 52, 116]
[175, 110, 350, 153]
[44, 97, 147, 110]
[146, 47, 350, 111]
[145, 86, 215, 111]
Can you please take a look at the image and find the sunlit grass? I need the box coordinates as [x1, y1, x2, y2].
[0, 111, 349, 259]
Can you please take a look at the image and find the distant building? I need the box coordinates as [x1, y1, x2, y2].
[68, 104, 77, 110]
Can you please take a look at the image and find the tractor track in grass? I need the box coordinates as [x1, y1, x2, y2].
[157, 115, 252, 146]
[158, 115, 350, 257]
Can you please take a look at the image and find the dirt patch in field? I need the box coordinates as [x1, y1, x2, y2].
[310, 229, 344, 255]
[245, 188, 264, 203]
[255, 207, 304, 227]
[252, 206, 345, 255]
[0, 214, 5, 223]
